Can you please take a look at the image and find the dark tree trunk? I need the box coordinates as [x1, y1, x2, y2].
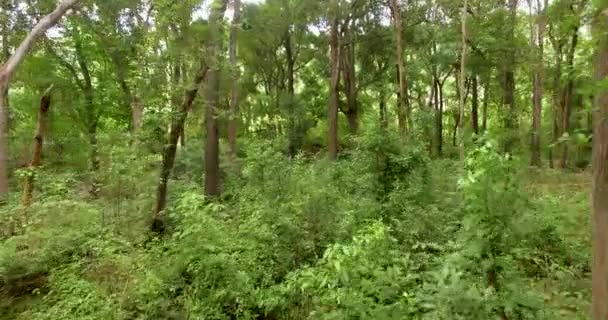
[471, 75, 480, 135]
[530, 0, 545, 167]
[285, 27, 298, 157]
[592, 4, 608, 319]
[204, 0, 228, 197]
[390, 0, 409, 137]
[152, 66, 209, 230]
[341, 20, 358, 135]
[503, 0, 518, 154]
[21, 85, 53, 209]
[328, 1, 340, 160]
[560, 29, 580, 169]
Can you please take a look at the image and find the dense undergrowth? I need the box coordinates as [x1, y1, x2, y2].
[0, 130, 591, 319]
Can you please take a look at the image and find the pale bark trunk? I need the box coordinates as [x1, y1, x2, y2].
[0, 0, 79, 204]
[204, 0, 228, 197]
[458, 0, 468, 162]
[328, 0, 340, 161]
[389, 0, 408, 137]
[592, 5, 608, 319]
[228, 0, 241, 163]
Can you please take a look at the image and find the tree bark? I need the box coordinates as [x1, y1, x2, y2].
[153, 65, 209, 229]
[228, 0, 241, 164]
[482, 76, 489, 133]
[204, 0, 228, 197]
[0, 0, 79, 204]
[21, 85, 53, 209]
[471, 75, 479, 136]
[560, 27, 580, 168]
[503, 0, 518, 154]
[458, 0, 468, 162]
[389, 0, 409, 137]
[530, 0, 547, 167]
[592, 4, 608, 320]
[341, 19, 358, 135]
[328, 0, 340, 161]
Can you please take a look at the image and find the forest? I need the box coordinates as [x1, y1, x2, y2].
[0, 0, 608, 319]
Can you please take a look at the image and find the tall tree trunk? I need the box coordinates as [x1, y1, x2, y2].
[503, 0, 518, 153]
[152, 66, 209, 231]
[0, 0, 79, 204]
[592, 4, 608, 319]
[284, 25, 298, 157]
[228, 0, 241, 164]
[482, 76, 489, 133]
[21, 85, 53, 209]
[437, 78, 445, 156]
[328, 0, 340, 161]
[549, 52, 562, 169]
[458, 0, 468, 162]
[471, 75, 480, 136]
[204, 0, 228, 197]
[341, 20, 358, 135]
[560, 28, 580, 168]
[389, 0, 408, 137]
[530, 0, 547, 167]
[379, 89, 387, 129]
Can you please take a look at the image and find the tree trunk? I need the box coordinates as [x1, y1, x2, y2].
[458, 0, 468, 162]
[0, 0, 79, 204]
[328, 0, 340, 161]
[228, 0, 241, 164]
[592, 4, 608, 319]
[21, 85, 53, 209]
[471, 75, 480, 136]
[285, 28, 299, 157]
[152, 65, 209, 231]
[482, 77, 489, 133]
[389, 0, 409, 137]
[530, 0, 547, 167]
[379, 89, 387, 129]
[560, 28, 580, 169]
[204, 0, 228, 198]
[503, 0, 518, 154]
[341, 20, 358, 135]
[437, 78, 444, 156]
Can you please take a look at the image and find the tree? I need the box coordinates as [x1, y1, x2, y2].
[228, 0, 242, 164]
[0, 0, 80, 204]
[328, 0, 340, 160]
[389, 0, 408, 137]
[458, 0, 468, 162]
[530, 0, 547, 167]
[204, 0, 229, 197]
[592, 3, 608, 319]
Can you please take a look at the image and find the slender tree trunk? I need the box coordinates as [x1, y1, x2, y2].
[328, 0, 340, 160]
[152, 65, 209, 231]
[471, 75, 480, 136]
[341, 20, 358, 135]
[21, 85, 53, 209]
[438, 78, 445, 156]
[592, 4, 608, 319]
[379, 89, 387, 129]
[204, 0, 228, 197]
[550, 54, 562, 169]
[482, 76, 489, 133]
[530, 0, 546, 167]
[228, 0, 241, 164]
[503, 0, 518, 153]
[284, 24, 298, 156]
[0, 0, 79, 204]
[389, 0, 409, 137]
[561, 29, 580, 169]
[458, 0, 468, 162]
